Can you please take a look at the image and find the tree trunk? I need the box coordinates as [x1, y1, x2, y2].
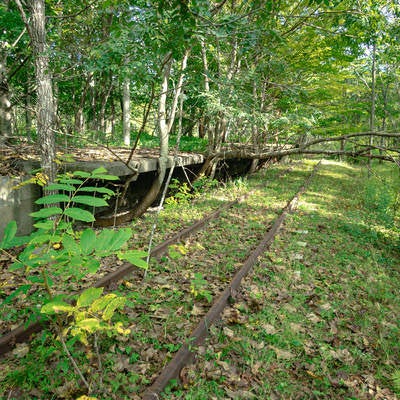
[122, 77, 131, 146]
[0, 49, 12, 141]
[133, 50, 189, 217]
[25, 83, 32, 141]
[74, 74, 91, 134]
[16, 0, 57, 182]
[368, 41, 376, 174]
[98, 75, 113, 135]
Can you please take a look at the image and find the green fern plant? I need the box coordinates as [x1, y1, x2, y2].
[392, 370, 400, 394]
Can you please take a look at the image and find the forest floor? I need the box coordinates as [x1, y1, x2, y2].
[0, 158, 399, 400]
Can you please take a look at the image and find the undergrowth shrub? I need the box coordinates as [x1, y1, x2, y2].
[0, 167, 148, 397]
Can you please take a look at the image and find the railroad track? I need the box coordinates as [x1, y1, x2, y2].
[0, 160, 320, 399]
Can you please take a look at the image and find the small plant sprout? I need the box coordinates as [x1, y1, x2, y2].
[190, 273, 212, 303]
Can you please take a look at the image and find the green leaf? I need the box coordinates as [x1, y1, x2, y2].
[96, 228, 132, 253]
[62, 235, 80, 254]
[27, 275, 44, 284]
[30, 234, 53, 245]
[109, 228, 132, 251]
[69, 254, 83, 267]
[33, 221, 55, 230]
[77, 287, 104, 308]
[91, 167, 108, 175]
[45, 183, 76, 192]
[118, 250, 148, 269]
[80, 229, 96, 255]
[8, 261, 24, 271]
[78, 186, 115, 196]
[94, 229, 113, 253]
[2, 284, 31, 304]
[90, 293, 117, 313]
[72, 195, 108, 207]
[35, 194, 70, 205]
[0, 221, 17, 249]
[73, 171, 91, 178]
[59, 178, 83, 185]
[102, 296, 126, 321]
[30, 207, 63, 219]
[75, 318, 102, 332]
[86, 258, 100, 274]
[41, 300, 74, 315]
[0, 222, 29, 249]
[64, 207, 95, 222]
[90, 167, 119, 181]
[93, 174, 119, 181]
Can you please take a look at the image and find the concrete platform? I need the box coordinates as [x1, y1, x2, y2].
[16, 150, 205, 178]
[0, 148, 205, 240]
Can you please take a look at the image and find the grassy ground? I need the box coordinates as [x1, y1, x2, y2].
[162, 159, 400, 399]
[0, 159, 398, 399]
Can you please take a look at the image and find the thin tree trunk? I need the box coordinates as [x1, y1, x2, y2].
[122, 77, 131, 146]
[368, 41, 376, 174]
[25, 83, 33, 141]
[0, 50, 12, 141]
[75, 75, 91, 134]
[379, 80, 389, 163]
[133, 50, 189, 217]
[99, 77, 113, 135]
[16, 0, 57, 182]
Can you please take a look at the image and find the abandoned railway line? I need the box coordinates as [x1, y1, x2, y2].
[0, 160, 322, 398]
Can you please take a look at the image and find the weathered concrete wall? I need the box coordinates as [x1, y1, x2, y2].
[0, 176, 40, 241]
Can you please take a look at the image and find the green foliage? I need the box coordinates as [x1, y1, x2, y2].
[165, 179, 193, 206]
[165, 176, 219, 206]
[41, 287, 130, 346]
[192, 175, 219, 193]
[0, 167, 147, 397]
[190, 273, 212, 303]
[392, 370, 400, 394]
[0, 167, 147, 307]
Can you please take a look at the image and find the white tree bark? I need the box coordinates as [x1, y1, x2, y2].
[1, 41, 13, 140]
[16, 0, 57, 182]
[122, 77, 131, 146]
[133, 50, 189, 217]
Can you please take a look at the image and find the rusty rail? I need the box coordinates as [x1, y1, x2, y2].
[141, 161, 320, 399]
[0, 199, 242, 356]
[0, 164, 296, 357]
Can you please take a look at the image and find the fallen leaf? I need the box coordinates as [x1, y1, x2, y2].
[223, 326, 235, 338]
[320, 302, 332, 311]
[293, 270, 302, 280]
[270, 346, 295, 360]
[261, 323, 277, 335]
[290, 322, 305, 333]
[329, 348, 354, 364]
[12, 343, 29, 358]
[225, 388, 257, 399]
[191, 304, 205, 316]
[307, 312, 321, 323]
[142, 347, 157, 361]
[251, 361, 263, 374]
[216, 359, 231, 371]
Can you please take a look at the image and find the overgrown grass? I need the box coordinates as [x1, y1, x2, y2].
[165, 159, 399, 399]
[1, 159, 398, 399]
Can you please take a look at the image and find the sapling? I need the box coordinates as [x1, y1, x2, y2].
[0, 167, 147, 394]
